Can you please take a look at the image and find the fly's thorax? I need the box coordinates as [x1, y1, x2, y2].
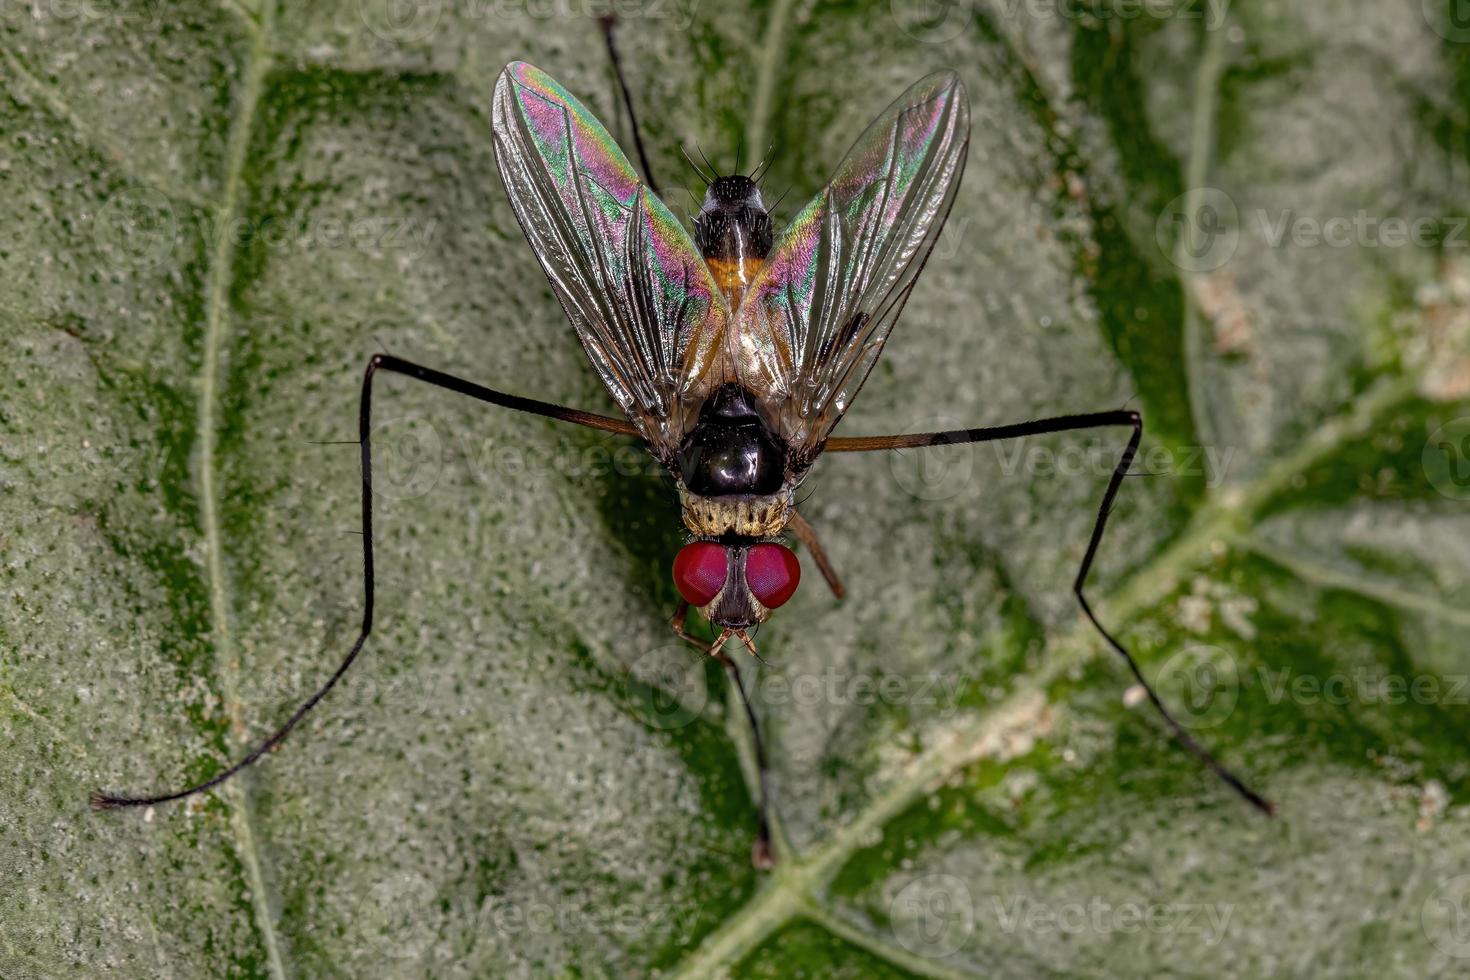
[678, 485, 794, 538]
[694, 175, 772, 307]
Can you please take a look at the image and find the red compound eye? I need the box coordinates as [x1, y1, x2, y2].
[673, 541, 728, 607]
[744, 543, 801, 609]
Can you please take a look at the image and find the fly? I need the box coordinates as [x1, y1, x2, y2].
[94, 24, 1274, 867]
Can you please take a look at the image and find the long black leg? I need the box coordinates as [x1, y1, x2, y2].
[92, 354, 638, 810]
[599, 16, 660, 195]
[670, 602, 776, 868]
[827, 410, 1275, 816]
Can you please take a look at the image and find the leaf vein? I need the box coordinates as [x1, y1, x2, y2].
[196, 5, 286, 977]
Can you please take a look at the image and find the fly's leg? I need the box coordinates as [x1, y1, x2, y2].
[788, 510, 845, 599]
[599, 16, 660, 195]
[669, 600, 710, 652]
[670, 601, 777, 868]
[826, 410, 1275, 815]
[92, 354, 638, 811]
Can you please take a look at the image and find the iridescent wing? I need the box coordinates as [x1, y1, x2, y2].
[491, 62, 730, 458]
[734, 71, 970, 466]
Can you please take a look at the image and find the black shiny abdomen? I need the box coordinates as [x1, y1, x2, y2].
[677, 385, 785, 497]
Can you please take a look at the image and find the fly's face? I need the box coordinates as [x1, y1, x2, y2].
[673, 540, 801, 632]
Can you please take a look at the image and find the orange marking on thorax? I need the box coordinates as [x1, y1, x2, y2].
[707, 257, 763, 305]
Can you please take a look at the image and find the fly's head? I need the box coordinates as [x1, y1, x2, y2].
[672, 540, 801, 651]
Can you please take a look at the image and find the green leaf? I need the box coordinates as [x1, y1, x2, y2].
[4, 0, 1470, 977]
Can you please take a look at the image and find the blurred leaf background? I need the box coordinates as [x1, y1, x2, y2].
[3, 0, 1470, 976]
